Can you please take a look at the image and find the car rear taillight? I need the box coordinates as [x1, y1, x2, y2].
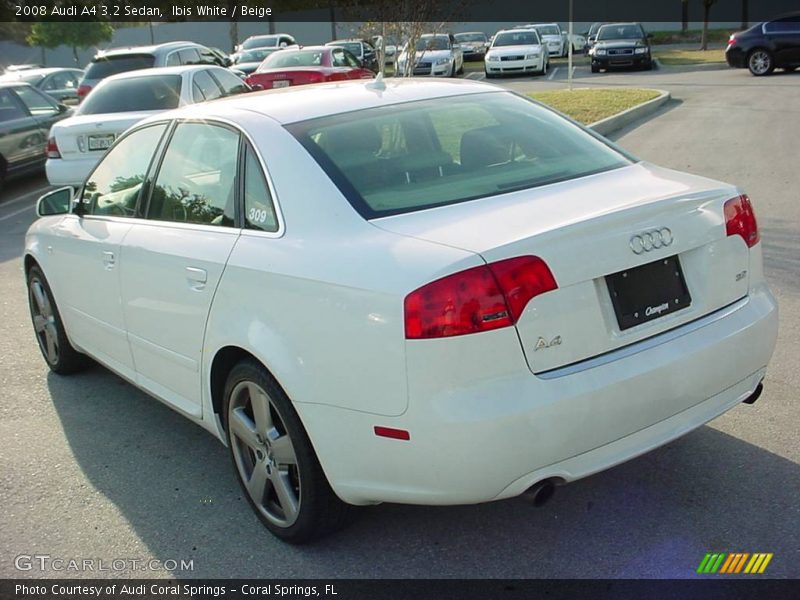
[46, 137, 61, 159]
[724, 194, 760, 248]
[404, 256, 558, 339]
[727, 34, 737, 46]
[77, 84, 91, 101]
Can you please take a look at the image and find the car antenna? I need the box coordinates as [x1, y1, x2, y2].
[365, 72, 386, 91]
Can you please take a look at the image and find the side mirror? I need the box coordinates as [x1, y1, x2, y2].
[280, 42, 287, 48]
[36, 186, 74, 217]
[57, 103, 70, 114]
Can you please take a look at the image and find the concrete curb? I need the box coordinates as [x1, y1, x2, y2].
[589, 89, 671, 136]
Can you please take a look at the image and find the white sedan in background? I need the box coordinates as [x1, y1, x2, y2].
[26, 79, 777, 543]
[45, 65, 250, 187]
[485, 28, 548, 77]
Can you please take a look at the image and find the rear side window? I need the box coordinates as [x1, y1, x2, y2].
[77, 75, 182, 115]
[84, 55, 155, 80]
[147, 122, 240, 227]
[243, 143, 278, 232]
[12, 86, 59, 116]
[289, 92, 632, 219]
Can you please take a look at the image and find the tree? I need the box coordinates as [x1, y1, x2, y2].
[27, 21, 113, 65]
[700, 0, 719, 51]
[681, 0, 689, 34]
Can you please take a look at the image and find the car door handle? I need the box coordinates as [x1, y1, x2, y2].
[102, 251, 116, 270]
[186, 267, 207, 291]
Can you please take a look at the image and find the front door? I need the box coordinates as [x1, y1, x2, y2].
[48, 123, 169, 379]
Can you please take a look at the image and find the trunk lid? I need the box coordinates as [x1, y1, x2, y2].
[51, 111, 159, 161]
[375, 163, 750, 374]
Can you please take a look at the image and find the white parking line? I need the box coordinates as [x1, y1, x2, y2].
[0, 202, 36, 223]
[466, 72, 484, 80]
[547, 67, 560, 81]
[0, 184, 52, 209]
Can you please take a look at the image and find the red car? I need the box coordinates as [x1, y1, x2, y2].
[245, 46, 374, 89]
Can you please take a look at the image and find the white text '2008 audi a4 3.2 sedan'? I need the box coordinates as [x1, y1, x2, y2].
[25, 78, 778, 543]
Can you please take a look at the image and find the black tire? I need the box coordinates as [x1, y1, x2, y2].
[224, 359, 355, 543]
[591, 64, 600, 73]
[643, 60, 654, 71]
[457, 62, 464, 75]
[484, 70, 496, 79]
[27, 265, 90, 374]
[747, 48, 774, 76]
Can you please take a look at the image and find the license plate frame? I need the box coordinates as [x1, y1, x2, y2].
[606, 255, 691, 331]
[272, 80, 290, 88]
[87, 134, 115, 151]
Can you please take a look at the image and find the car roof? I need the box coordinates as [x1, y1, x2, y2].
[100, 65, 220, 83]
[144, 78, 501, 127]
[94, 41, 200, 59]
[0, 81, 34, 90]
[0, 67, 82, 78]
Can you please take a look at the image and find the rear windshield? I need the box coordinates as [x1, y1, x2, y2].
[288, 92, 632, 219]
[261, 50, 323, 69]
[242, 36, 278, 50]
[494, 31, 540, 46]
[84, 54, 155, 80]
[77, 74, 181, 115]
[332, 42, 362, 56]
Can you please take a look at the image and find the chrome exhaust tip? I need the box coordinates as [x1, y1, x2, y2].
[521, 479, 557, 507]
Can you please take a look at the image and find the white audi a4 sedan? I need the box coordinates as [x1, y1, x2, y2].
[25, 78, 778, 543]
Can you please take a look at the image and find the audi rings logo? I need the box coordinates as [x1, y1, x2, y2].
[630, 227, 673, 254]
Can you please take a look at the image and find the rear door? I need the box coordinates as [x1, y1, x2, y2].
[119, 120, 242, 416]
[765, 19, 800, 64]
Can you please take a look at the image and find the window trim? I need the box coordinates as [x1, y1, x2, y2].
[77, 121, 172, 219]
[77, 117, 286, 238]
[239, 138, 280, 233]
[141, 119, 242, 227]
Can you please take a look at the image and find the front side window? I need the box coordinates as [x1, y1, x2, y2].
[81, 124, 167, 216]
[147, 122, 240, 226]
[192, 70, 222, 101]
[289, 92, 632, 219]
[210, 68, 250, 96]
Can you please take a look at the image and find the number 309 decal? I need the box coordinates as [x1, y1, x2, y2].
[248, 207, 270, 224]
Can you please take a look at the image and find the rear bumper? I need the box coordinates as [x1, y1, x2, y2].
[301, 284, 777, 506]
[726, 47, 747, 68]
[46, 156, 98, 187]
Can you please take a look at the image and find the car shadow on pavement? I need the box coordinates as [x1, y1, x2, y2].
[46, 366, 799, 579]
[760, 218, 800, 294]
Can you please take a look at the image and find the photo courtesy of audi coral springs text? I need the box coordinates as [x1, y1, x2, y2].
[24, 78, 778, 543]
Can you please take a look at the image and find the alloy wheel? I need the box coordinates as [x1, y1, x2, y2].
[228, 380, 301, 528]
[749, 50, 772, 75]
[29, 276, 59, 366]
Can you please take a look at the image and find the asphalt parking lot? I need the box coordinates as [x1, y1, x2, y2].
[0, 65, 798, 579]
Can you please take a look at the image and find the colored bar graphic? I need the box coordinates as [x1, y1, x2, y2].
[758, 553, 773, 573]
[719, 554, 736, 574]
[699, 552, 772, 575]
[734, 553, 750, 573]
[697, 553, 713, 574]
